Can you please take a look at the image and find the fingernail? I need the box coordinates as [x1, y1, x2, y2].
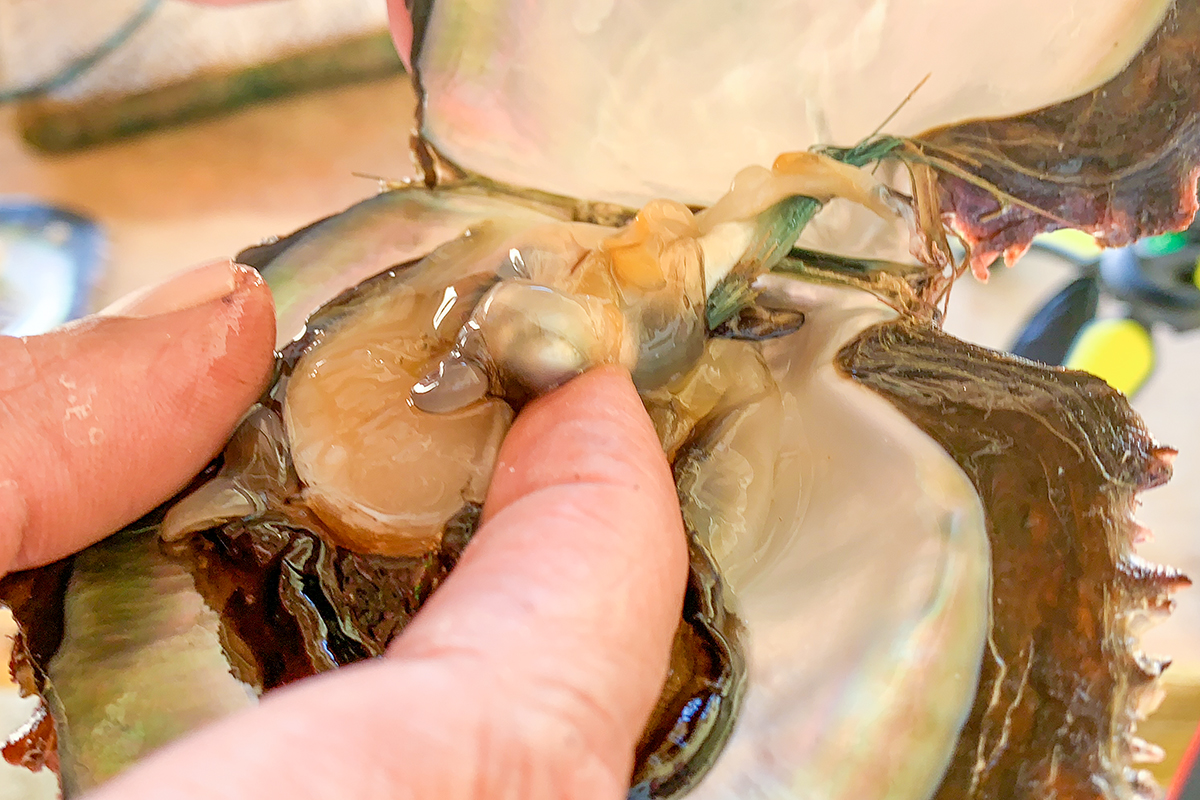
[97, 260, 259, 319]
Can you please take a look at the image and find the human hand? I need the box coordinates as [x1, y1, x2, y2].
[1, 260, 688, 799]
[0, 260, 275, 570]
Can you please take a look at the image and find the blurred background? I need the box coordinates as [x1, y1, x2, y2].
[0, 0, 1197, 797]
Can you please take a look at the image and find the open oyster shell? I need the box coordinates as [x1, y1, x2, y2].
[412, 0, 1172, 209]
[1, 181, 1188, 799]
[413, 0, 1200, 270]
[2, 1, 1198, 798]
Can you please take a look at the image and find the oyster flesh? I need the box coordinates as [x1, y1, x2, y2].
[3, 1, 1198, 799]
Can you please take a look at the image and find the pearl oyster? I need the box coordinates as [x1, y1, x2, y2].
[3, 1, 1198, 799]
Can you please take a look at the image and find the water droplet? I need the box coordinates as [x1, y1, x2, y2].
[411, 354, 490, 413]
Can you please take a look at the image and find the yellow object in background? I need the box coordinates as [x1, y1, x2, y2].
[1065, 318, 1155, 396]
[1036, 229, 1104, 261]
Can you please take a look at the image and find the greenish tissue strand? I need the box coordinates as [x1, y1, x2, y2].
[704, 196, 814, 330]
[705, 136, 903, 329]
[818, 135, 905, 168]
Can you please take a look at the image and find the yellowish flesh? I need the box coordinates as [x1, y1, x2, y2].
[285, 280, 513, 557]
[696, 154, 891, 235]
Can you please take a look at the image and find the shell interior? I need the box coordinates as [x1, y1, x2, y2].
[2, 1, 1198, 798]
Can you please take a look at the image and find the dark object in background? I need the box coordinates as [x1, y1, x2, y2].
[16, 31, 403, 152]
[0, 201, 105, 335]
[1009, 219, 1200, 396]
[1010, 274, 1101, 366]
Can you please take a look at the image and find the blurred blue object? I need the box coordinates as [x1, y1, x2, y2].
[1009, 219, 1200, 396]
[0, 201, 105, 336]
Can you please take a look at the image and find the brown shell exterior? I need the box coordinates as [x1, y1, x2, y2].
[911, 0, 1200, 269]
[840, 320, 1189, 800]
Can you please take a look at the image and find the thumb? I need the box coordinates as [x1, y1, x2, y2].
[90, 367, 688, 800]
[391, 366, 690, 795]
[0, 260, 276, 572]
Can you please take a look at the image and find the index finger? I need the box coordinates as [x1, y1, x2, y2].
[0, 263, 275, 573]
